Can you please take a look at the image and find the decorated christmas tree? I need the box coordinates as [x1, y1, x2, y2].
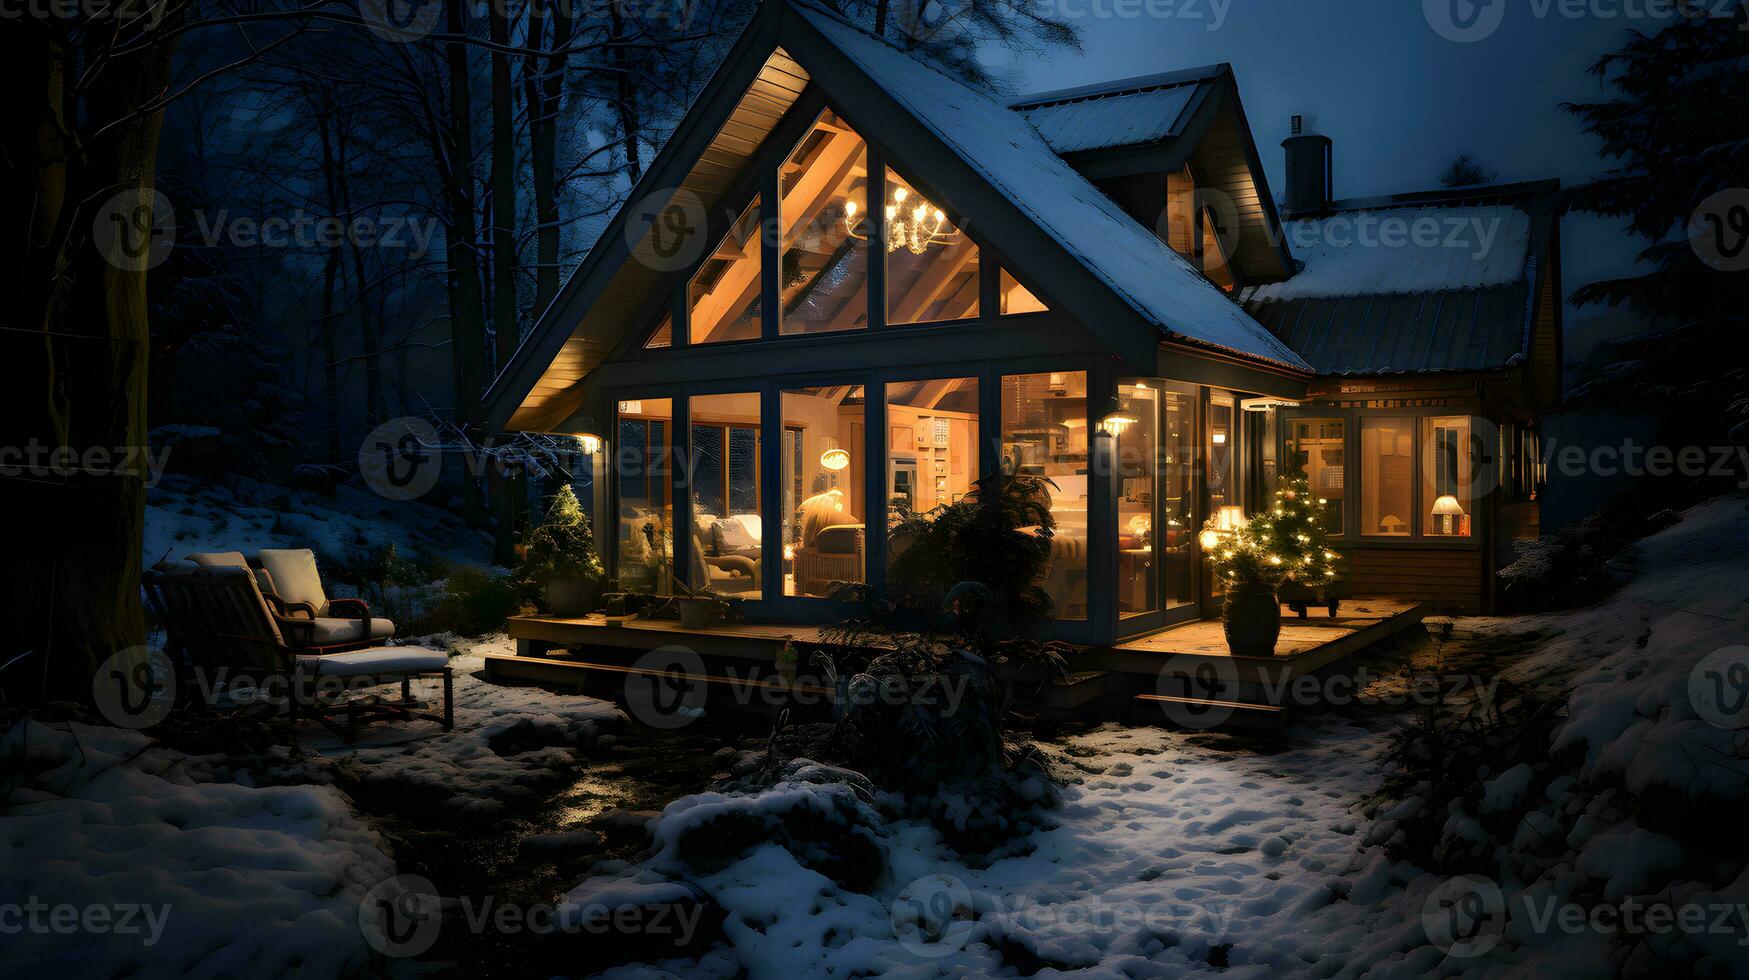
[1201, 475, 1337, 589]
[515, 484, 604, 594]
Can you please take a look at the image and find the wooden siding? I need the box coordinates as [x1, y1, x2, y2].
[1342, 546, 1485, 611]
[1529, 258, 1561, 411]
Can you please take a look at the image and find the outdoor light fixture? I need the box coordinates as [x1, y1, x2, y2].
[577, 433, 602, 455]
[844, 185, 960, 254]
[1432, 494, 1466, 535]
[820, 448, 851, 471]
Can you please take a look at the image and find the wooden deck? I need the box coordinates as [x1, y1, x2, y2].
[485, 598, 1429, 724]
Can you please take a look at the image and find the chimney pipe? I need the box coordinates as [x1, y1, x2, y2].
[1282, 117, 1333, 216]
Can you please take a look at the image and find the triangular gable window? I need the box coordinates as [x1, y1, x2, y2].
[999, 268, 1048, 314]
[643, 311, 673, 349]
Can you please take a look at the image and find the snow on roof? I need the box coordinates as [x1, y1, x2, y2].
[1244, 204, 1532, 304]
[1011, 81, 1201, 154]
[795, 4, 1311, 371]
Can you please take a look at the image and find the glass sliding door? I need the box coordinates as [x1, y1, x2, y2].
[1287, 419, 1346, 535]
[1205, 392, 1237, 600]
[688, 393, 764, 596]
[1001, 372, 1089, 621]
[616, 398, 674, 594]
[781, 386, 867, 598]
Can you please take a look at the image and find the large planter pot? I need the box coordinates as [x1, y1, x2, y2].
[545, 578, 598, 617]
[677, 598, 720, 630]
[1222, 583, 1281, 657]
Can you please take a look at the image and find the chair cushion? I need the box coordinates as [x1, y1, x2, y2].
[813, 524, 864, 555]
[310, 617, 398, 645]
[712, 517, 759, 554]
[187, 551, 249, 570]
[258, 549, 329, 616]
[297, 647, 447, 677]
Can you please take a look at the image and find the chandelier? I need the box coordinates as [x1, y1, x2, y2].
[844, 186, 960, 254]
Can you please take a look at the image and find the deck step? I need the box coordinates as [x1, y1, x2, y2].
[1043, 670, 1110, 710]
[1131, 692, 1286, 729]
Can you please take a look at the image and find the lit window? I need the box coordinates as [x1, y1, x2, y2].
[1423, 416, 1475, 537]
[884, 169, 979, 324]
[781, 109, 869, 336]
[1287, 419, 1345, 535]
[689, 200, 763, 344]
[643, 311, 672, 349]
[783, 386, 866, 597]
[1361, 418, 1413, 537]
[1001, 372, 1088, 620]
[616, 398, 673, 594]
[688, 393, 764, 595]
[999, 269, 1047, 314]
[886, 378, 980, 570]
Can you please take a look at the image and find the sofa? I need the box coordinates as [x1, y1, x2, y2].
[793, 490, 864, 598]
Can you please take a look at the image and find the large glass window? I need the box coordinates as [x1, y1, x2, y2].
[1207, 394, 1236, 515]
[884, 169, 980, 324]
[1423, 416, 1476, 537]
[781, 109, 869, 336]
[1287, 419, 1346, 535]
[616, 398, 673, 594]
[886, 378, 980, 566]
[688, 393, 764, 595]
[1115, 382, 1158, 618]
[689, 200, 763, 344]
[1002, 372, 1088, 620]
[1159, 387, 1197, 609]
[782, 386, 867, 597]
[1361, 418, 1414, 537]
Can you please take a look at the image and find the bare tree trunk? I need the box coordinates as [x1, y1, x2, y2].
[609, 3, 645, 185]
[524, 0, 572, 315]
[315, 108, 345, 460]
[5, 16, 181, 703]
[488, 0, 518, 372]
[334, 125, 385, 427]
[443, 0, 490, 528]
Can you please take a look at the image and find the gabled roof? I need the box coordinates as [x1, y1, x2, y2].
[1010, 65, 1298, 285]
[482, 1, 1310, 432]
[1239, 180, 1560, 376]
[1009, 66, 1224, 154]
[791, 3, 1309, 368]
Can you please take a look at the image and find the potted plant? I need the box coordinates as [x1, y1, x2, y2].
[674, 581, 728, 630]
[1200, 475, 1337, 656]
[515, 485, 605, 617]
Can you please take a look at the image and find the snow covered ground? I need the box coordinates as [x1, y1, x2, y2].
[3, 719, 396, 978]
[144, 472, 491, 572]
[18, 490, 1748, 977]
[572, 495, 1749, 978]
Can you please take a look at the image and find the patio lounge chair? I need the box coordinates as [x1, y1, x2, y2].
[145, 561, 451, 738]
[205, 548, 396, 648]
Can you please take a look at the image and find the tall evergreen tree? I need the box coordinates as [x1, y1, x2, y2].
[1562, 12, 1749, 419]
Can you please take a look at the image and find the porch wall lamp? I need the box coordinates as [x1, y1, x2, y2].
[1096, 393, 1137, 437]
[578, 433, 602, 455]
